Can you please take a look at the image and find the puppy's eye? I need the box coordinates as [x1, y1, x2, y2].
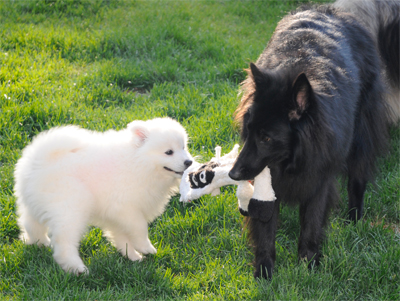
[165, 150, 173, 155]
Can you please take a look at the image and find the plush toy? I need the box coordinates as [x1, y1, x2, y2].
[179, 145, 276, 222]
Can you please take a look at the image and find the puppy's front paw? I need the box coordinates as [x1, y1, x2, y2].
[54, 252, 88, 275]
[63, 263, 89, 275]
[126, 249, 143, 262]
[148, 245, 157, 254]
[76, 266, 89, 276]
[248, 199, 275, 223]
[136, 239, 157, 255]
[142, 243, 157, 255]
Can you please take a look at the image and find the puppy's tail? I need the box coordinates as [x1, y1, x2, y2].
[20, 126, 90, 165]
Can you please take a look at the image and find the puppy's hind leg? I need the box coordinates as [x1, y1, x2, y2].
[48, 183, 93, 275]
[50, 214, 89, 275]
[18, 205, 50, 246]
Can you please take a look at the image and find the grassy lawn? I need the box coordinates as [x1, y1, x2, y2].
[0, 0, 399, 300]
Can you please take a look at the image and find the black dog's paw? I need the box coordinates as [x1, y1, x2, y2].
[254, 260, 274, 280]
[348, 207, 363, 223]
[238, 207, 249, 216]
[248, 199, 274, 222]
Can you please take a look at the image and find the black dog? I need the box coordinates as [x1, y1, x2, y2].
[229, 5, 390, 279]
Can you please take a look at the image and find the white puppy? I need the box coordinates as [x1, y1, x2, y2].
[14, 117, 193, 274]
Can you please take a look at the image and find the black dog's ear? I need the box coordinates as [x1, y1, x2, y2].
[289, 73, 313, 121]
[250, 63, 270, 93]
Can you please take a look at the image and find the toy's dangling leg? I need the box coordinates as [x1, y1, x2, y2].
[211, 188, 221, 197]
[247, 167, 276, 223]
[215, 146, 221, 164]
[223, 144, 240, 160]
[236, 181, 254, 216]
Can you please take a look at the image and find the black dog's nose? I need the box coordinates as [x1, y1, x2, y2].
[229, 167, 242, 181]
[184, 160, 193, 168]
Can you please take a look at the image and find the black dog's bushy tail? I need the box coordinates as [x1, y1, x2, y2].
[376, 3, 400, 124]
[378, 13, 400, 90]
[335, 0, 400, 124]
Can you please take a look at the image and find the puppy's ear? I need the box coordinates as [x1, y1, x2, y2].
[289, 73, 314, 121]
[128, 121, 149, 147]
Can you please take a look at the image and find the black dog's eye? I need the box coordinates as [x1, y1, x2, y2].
[259, 130, 271, 143]
[165, 150, 173, 155]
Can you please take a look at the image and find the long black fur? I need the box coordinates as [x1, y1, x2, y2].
[229, 5, 390, 279]
[335, 0, 400, 124]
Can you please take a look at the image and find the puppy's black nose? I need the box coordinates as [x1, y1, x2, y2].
[184, 160, 193, 168]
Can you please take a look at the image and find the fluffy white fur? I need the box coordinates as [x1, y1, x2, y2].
[14, 117, 193, 275]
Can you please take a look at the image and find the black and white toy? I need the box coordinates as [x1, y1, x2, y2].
[179, 145, 276, 222]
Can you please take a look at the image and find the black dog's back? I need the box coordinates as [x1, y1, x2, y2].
[231, 5, 390, 279]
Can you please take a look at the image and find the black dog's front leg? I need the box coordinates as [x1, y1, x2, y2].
[247, 199, 280, 279]
[298, 183, 334, 268]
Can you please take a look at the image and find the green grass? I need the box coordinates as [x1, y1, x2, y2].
[0, 0, 399, 300]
